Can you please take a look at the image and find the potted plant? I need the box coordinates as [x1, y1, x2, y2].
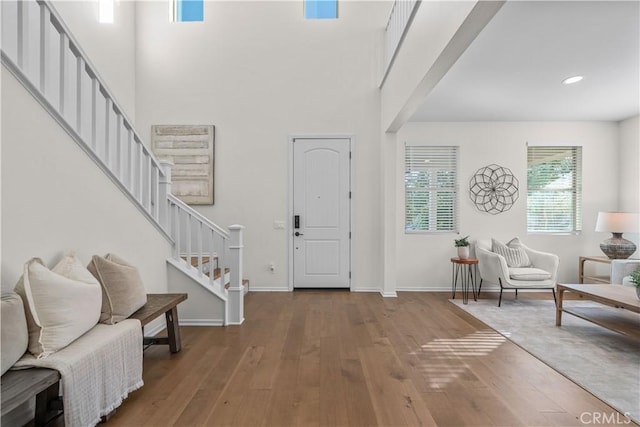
[455, 235, 470, 259]
[630, 269, 640, 300]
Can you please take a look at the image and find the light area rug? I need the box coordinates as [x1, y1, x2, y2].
[451, 298, 640, 423]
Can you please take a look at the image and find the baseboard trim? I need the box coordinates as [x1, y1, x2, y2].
[229, 286, 510, 294]
[396, 284, 502, 292]
[179, 319, 225, 327]
[144, 322, 166, 337]
[226, 318, 245, 326]
[148, 319, 226, 329]
[351, 287, 382, 293]
[380, 291, 398, 297]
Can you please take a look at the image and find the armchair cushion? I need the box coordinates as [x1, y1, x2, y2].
[508, 267, 552, 281]
[491, 238, 531, 268]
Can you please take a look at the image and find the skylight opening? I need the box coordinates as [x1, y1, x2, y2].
[99, 0, 114, 24]
[171, 0, 204, 23]
[305, 0, 338, 20]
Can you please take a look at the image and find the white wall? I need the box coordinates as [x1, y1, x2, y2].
[394, 121, 621, 290]
[0, 4, 2, 283]
[618, 115, 640, 258]
[134, 1, 388, 291]
[380, 1, 495, 132]
[166, 262, 226, 325]
[1, 0, 169, 292]
[51, 0, 137, 120]
[618, 115, 640, 213]
[1, 68, 172, 294]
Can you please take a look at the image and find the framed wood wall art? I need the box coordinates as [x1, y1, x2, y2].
[151, 125, 215, 205]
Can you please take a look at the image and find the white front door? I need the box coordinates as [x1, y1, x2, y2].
[292, 138, 350, 288]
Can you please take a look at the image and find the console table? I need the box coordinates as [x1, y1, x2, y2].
[578, 256, 611, 284]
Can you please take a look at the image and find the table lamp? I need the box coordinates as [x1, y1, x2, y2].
[595, 212, 639, 259]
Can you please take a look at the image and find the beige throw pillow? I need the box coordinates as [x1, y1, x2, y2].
[88, 254, 147, 324]
[1, 293, 29, 374]
[14, 255, 102, 359]
[491, 238, 531, 268]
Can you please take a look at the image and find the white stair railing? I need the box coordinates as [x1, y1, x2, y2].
[166, 191, 245, 325]
[168, 193, 229, 280]
[379, 0, 420, 87]
[1, 0, 244, 325]
[1, 0, 169, 237]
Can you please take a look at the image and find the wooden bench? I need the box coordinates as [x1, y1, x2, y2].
[1, 368, 62, 426]
[129, 293, 188, 353]
[0, 293, 187, 426]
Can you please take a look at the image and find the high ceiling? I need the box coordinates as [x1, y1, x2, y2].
[409, 1, 640, 122]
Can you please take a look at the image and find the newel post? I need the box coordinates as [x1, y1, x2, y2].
[227, 224, 245, 325]
[159, 160, 173, 233]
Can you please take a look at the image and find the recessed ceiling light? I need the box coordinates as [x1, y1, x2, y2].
[562, 75, 584, 85]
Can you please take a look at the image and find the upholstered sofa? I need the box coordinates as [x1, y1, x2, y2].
[610, 259, 640, 285]
[475, 238, 559, 306]
[1, 293, 29, 376]
[1, 253, 147, 426]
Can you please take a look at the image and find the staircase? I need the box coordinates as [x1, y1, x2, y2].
[380, 0, 420, 86]
[1, 0, 245, 325]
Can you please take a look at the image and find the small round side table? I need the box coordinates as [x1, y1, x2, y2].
[450, 257, 479, 304]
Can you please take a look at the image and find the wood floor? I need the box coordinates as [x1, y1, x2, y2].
[105, 291, 632, 427]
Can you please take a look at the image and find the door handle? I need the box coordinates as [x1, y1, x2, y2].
[295, 232, 304, 237]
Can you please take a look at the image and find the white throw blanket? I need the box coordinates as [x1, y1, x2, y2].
[14, 319, 143, 427]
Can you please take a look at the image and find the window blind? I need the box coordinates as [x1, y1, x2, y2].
[405, 145, 458, 233]
[527, 146, 582, 233]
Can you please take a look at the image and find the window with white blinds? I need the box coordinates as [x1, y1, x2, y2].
[405, 145, 458, 233]
[527, 146, 582, 233]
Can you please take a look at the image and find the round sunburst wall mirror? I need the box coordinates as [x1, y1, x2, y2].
[469, 164, 519, 214]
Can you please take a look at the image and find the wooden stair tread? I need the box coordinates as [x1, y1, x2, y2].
[179, 257, 248, 290]
[225, 279, 250, 290]
[182, 255, 217, 268]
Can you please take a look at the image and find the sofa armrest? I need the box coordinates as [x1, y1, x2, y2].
[476, 247, 510, 285]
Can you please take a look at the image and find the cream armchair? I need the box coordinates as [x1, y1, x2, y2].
[475, 238, 559, 306]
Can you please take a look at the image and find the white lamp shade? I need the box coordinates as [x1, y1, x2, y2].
[595, 212, 639, 233]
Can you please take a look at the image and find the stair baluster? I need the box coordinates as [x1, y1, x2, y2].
[1, 0, 244, 326]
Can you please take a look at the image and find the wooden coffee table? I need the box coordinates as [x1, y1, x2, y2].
[556, 284, 640, 339]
